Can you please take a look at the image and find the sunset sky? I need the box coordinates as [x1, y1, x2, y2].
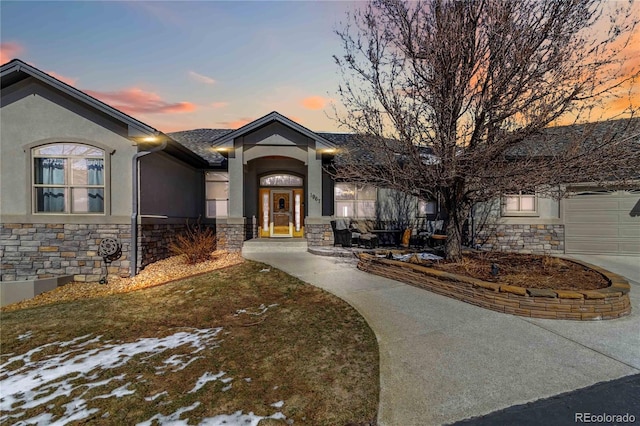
[1, 1, 638, 133]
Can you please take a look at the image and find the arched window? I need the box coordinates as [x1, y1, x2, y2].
[260, 174, 303, 187]
[32, 143, 105, 214]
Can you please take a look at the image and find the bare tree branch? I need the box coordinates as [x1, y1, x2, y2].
[332, 0, 640, 261]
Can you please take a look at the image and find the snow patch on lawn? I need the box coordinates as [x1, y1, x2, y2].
[189, 371, 227, 393]
[0, 328, 222, 424]
[136, 403, 287, 426]
[234, 303, 279, 316]
[17, 331, 33, 341]
[144, 391, 168, 401]
[199, 410, 286, 426]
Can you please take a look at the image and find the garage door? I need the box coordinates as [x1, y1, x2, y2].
[564, 189, 640, 255]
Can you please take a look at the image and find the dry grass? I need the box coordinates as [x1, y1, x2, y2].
[1, 258, 379, 425]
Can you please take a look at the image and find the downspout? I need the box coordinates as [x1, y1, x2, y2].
[131, 138, 167, 277]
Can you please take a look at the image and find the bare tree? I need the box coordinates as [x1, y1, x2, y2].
[332, 0, 640, 261]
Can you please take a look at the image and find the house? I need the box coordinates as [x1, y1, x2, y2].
[0, 59, 352, 305]
[1, 59, 210, 304]
[1, 58, 638, 305]
[473, 119, 640, 256]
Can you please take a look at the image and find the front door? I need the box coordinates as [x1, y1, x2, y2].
[271, 190, 292, 237]
[259, 187, 304, 238]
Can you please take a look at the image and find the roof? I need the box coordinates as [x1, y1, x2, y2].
[167, 119, 355, 167]
[510, 117, 640, 157]
[0, 59, 159, 139]
[316, 132, 359, 146]
[168, 129, 232, 166]
[210, 111, 337, 151]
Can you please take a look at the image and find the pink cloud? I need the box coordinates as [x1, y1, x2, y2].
[188, 71, 216, 85]
[217, 117, 254, 129]
[301, 96, 329, 110]
[48, 71, 77, 86]
[85, 87, 196, 114]
[211, 101, 229, 109]
[0, 41, 24, 64]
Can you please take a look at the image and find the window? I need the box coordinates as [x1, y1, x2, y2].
[260, 174, 303, 187]
[418, 199, 437, 217]
[503, 191, 537, 216]
[334, 183, 377, 218]
[206, 172, 228, 218]
[33, 144, 105, 214]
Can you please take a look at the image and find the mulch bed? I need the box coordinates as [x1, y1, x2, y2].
[1, 251, 244, 312]
[425, 252, 609, 291]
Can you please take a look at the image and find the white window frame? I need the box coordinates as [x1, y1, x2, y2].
[417, 199, 437, 217]
[32, 143, 106, 215]
[334, 182, 377, 219]
[205, 171, 229, 218]
[502, 191, 538, 216]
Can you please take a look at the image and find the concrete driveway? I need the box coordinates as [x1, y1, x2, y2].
[243, 247, 640, 425]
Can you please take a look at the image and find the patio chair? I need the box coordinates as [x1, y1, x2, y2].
[330, 219, 352, 247]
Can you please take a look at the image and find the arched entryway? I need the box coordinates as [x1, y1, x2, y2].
[258, 173, 304, 238]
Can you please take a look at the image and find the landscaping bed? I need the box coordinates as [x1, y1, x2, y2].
[358, 252, 631, 320]
[399, 251, 609, 291]
[1, 251, 244, 312]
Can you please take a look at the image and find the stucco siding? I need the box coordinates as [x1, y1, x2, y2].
[139, 152, 203, 219]
[243, 122, 310, 146]
[0, 78, 136, 221]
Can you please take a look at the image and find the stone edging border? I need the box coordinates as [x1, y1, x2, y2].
[357, 253, 631, 320]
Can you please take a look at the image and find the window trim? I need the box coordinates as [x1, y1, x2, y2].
[31, 143, 107, 215]
[502, 191, 538, 217]
[205, 171, 229, 219]
[334, 182, 377, 219]
[417, 199, 438, 217]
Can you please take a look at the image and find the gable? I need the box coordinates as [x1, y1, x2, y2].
[244, 122, 310, 146]
[1, 59, 159, 140]
[211, 111, 336, 151]
[2, 77, 132, 140]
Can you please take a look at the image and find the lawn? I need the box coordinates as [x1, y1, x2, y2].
[0, 261, 379, 425]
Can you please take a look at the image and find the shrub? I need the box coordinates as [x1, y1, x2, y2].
[169, 221, 217, 264]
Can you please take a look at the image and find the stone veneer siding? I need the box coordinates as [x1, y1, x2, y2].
[216, 223, 244, 252]
[476, 224, 565, 254]
[138, 224, 188, 272]
[306, 223, 333, 246]
[1, 223, 131, 282]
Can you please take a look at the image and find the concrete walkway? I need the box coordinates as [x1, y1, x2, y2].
[243, 247, 640, 425]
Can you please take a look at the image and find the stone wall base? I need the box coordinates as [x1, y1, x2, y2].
[138, 224, 188, 272]
[306, 223, 333, 246]
[216, 223, 245, 252]
[476, 224, 565, 254]
[1, 223, 131, 282]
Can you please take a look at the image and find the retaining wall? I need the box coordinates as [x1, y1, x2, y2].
[357, 254, 631, 320]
